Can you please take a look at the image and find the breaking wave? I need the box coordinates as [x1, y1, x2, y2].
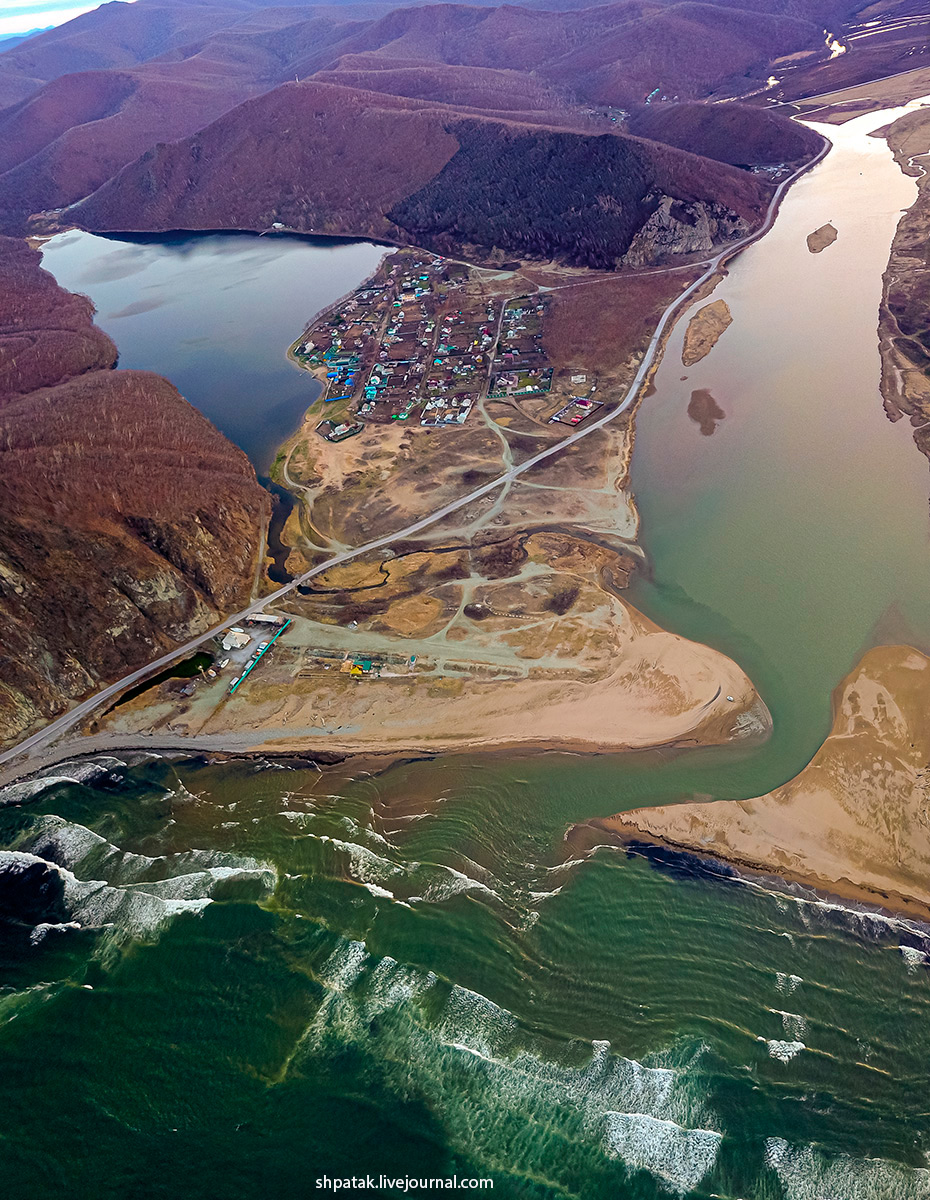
[760, 1038, 806, 1063]
[288, 830, 506, 909]
[298, 935, 724, 1195]
[604, 1112, 722, 1196]
[765, 1137, 930, 1200]
[0, 756, 126, 806]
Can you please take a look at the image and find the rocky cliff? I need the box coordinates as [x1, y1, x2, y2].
[878, 106, 930, 467]
[0, 235, 270, 747]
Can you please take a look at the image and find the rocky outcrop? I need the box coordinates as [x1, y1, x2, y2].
[593, 646, 930, 918]
[878, 107, 930, 466]
[622, 197, 751, 267]
[0, 235, 270, 747]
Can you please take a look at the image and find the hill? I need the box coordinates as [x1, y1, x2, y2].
[70, 79, 773, 267]
[0, 0, 852, 231]
[625, 101, 823, 166]
[0, 235, 270, 747]
[313, 57, 570, 110]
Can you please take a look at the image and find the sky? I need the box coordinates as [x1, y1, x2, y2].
[0, 0, 131, 38]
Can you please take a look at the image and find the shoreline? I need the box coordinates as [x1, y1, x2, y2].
[0, 717, 768, 793]
[590, 646, 930, 924]
[584, 822, 930, 927]
[1, 138, 825, 775]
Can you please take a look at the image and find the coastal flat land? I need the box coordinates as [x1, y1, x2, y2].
[88, 247, 775, 758]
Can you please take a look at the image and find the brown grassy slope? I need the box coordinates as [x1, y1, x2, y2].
[313, 57, 570, 110]
[0, 0, 264, 106]
[299, 0, 838, 102]
[542, 270, 703, 371]
[0, 67, 266, 230]
[71, 81, 462, 238]
[71, 80, 772, 267]
[0, 234, 117, 397]
[625, 101, 823, 165]
[544, 1, 821, 104]
[0, 0, 855, 234]
[0, 236, 270, 747]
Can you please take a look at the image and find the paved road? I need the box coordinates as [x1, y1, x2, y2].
[0, 142, 828, 773]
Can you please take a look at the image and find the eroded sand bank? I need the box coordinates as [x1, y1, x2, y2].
[681, 299, 732, 366]
[595, 646, 930, 917]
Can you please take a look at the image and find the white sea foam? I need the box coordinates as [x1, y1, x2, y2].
[316, 938, 369, 993]
[0, 980, 62, 1023]
[14, 815, 271, 890]
[298, 933, 723, 1195]
[900, 945, 928, 972]
[604, 1111, 722, 1195]
[0, 756, 129, 805]
[768, 1008, 807, 1038]
[0, 846, 271, 948]
[437, 984, 517, 1061]
[359, 881, 395, 901]
[775, 971, 803, 995]
[416, 864, 502, 905]
[306, 833, 408, 893]
[760, 1038, 806, 1062]
[29, 920, 82, 945]
[0, 776, 86, 805]
[765, 1137, 930, 1200]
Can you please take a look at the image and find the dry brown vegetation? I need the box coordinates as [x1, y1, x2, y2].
[0, 0, 834, 253]
[543, 270, 703, 373]
[0, 235, 269, 747]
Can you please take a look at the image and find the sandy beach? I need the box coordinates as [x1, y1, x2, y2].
[592, 646, 930, 918]
[80, 587, 770, 765]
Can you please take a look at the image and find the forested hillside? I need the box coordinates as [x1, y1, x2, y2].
[0, 236, 270, 746]
[0, 0, 849, 234]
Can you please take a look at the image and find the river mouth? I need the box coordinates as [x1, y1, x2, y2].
[625, 98, 930, 800]
[8, 97, 930, 1200]
[38, 103, 930, 805]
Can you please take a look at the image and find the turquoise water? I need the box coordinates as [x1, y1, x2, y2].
[3, 754, 930, 1198]
[5, 104, 930, 1197]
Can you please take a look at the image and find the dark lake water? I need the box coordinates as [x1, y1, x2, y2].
[40, 231, 387, 472]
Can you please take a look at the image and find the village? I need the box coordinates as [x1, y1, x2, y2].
[291, 250, 602, 441]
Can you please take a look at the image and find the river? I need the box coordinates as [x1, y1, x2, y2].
[4, 103, 930, 1199]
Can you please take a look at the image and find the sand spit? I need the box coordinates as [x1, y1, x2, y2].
[597, 646, 930, 918]
[88, 589, 770, 764]
[681, 300, 732, 367]
[806, 223, 837, 253]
